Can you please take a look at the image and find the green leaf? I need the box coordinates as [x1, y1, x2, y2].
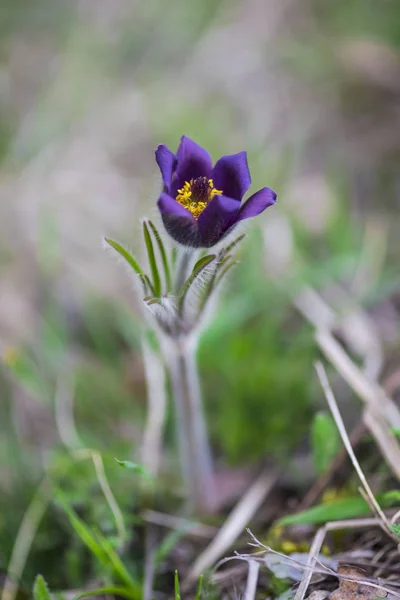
[383, 490, 400, 503]
[215, 260, 237, 287]
[94, 530, 140, 591]
[279, 492, 398, 526]
[223, 233, 246, 255]
[143, 221, 161, 297]
[105, 238, 144, 277]
[33, 575, 52, 600]
[58, 496, 140, 593]
[390, 524, 400, 537]
[148, 220, 172, 291]
[73, 587, 138, 600]
[114, 459, 151, 478]
[311, 412, 340, 475]
[143, 274, 156, 296]
[174, 571, 181, 600]
[178, 254, 216, 312]
[195, 575, 204, 600]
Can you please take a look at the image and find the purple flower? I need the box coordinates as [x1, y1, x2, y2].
[156, 136, 277, 248]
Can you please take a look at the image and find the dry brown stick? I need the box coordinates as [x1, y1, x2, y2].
[315, 361, 393, 533]
[316, 328, 400, 427]
[316, 329, 400, 480]
[141, 509, 218, 539]
[185, 468, 278, 582]
[301, 367, 400, 511]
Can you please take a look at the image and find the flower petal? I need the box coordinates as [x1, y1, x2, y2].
[171, 136, 213, 196]
[155, 144, 176, 191]
[157, 193, 200, 247]
[238, 187, 277, 221]
[197, 194, 240, 247]
[212, 152, 251, 201]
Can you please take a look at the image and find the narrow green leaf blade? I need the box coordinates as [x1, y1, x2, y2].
[279, 492, 396, 526]
[105, 238, 144, 277]
[195, 575, 204, 600]
[115, 459, 151, 478]
[94, 530, 140, 591]
[58, 497, 109, 566]
[143, 221, 161, 297]
[223, 233, 246, 255]
[148, 220, 171, 291]
[174, 571, 181, 600]
[178, 254, 216, 312]
[311, 412, 340, 475]
[73, 587, 139, 600]
[215, 260, 237, 287]
[33, 575, 52, 600]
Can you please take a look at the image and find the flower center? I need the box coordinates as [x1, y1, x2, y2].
[175, 177, 223, 219]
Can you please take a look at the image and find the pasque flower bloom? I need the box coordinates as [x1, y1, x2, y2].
[156, 136, 277, 247]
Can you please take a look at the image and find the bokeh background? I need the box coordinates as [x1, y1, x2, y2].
[1, 0, 400, 591]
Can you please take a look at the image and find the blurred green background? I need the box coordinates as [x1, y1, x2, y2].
[1, 0, 400, 591]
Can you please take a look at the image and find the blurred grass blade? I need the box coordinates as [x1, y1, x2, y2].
[105, 238, 144, 277]
[195, 574, 204, 600]
[58, 497, 139, 592]
[94, 531, 140, 591]
[279, 491, 397, 526]
[148, 220, 171, 291]
[178, 254, 216, 312]
[311, 412, 340, 475]
[57, 497, 109, 565]
[143, 221, 161, 297]
[174, 571, 181, 600]
[73, 587, 139, 600]
[154, 524, 189, 566]
[33, 575, 51, 600]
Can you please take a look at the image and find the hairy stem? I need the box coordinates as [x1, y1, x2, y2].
[165, 336, 215, 513]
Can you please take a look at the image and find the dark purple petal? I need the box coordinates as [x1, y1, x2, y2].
[157, 193, 200, 247]
[238, 187, 277, 221]
[212, 152, 251, 201]
[155, 144, 176, 192]
[197, 194, 240, 247]
[171, 136, 213, 197]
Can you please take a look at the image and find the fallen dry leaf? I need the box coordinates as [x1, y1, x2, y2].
[329, 565, 387, 599]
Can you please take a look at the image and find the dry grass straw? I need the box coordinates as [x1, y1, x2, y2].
[185, 468, 278, 583]
[292, 362, 400, 600]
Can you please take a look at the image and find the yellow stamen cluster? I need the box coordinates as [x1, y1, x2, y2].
[176, 178, 223, 219]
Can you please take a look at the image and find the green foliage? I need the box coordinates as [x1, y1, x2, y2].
[114, 459, 151, 478]
[143, 221, 162, 297]
[33, 575, 52, 600]
[73, 587, 138, 600]
[200, 241, 315, 464]
[178, 254, 216, 313]
[57, 496, 141, 597]
[174, 570, 181, 600]
[311, 412, 341, 475]
[390, 524, 400, 538]
[279, 490, 400, 526]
